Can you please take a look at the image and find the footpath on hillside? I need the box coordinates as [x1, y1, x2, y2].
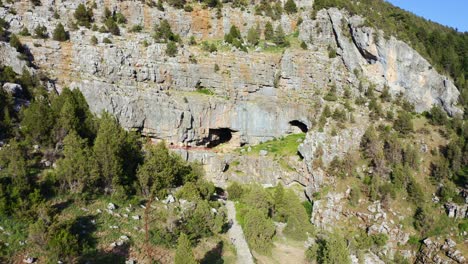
[225, 201, 254, 264]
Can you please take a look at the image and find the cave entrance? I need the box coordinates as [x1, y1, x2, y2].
[289, 120, 308, 133]
[206, 128, 237, 148]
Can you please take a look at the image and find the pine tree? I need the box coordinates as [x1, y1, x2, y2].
[53, 23, 69, 41]
[74, 3, 93, 28]
[137, 142, 183, 197]
[175, 233, 197, 264]
[166, 41, 178, 57]
[247, 25, 260, 46]
[264, 21, 274, 41]
[274, 25, 289, 47]
[284, 0, 297, 14]
[21, 98, 54, 145]
[9, 34, 23, 52]
[105, 17, 120, 36]
[56, 131, 96, 194]
[93, 113, 125, 194]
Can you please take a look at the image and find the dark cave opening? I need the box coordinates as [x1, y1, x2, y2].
[206, 128, 235, 148]
[289, 120, 308, 133]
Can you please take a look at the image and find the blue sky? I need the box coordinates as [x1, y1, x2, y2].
[386, 0, 468, 32]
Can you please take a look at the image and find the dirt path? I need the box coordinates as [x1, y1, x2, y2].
[225, 201, 254, 264]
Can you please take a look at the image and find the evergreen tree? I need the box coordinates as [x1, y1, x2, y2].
[9, 34, 23, 52]
[137, 142, 189, 198]
[52, 23, 69, 41]
[154, 19, 179, 42]
[21, 98, 54, 145]
[274, 24, 289, 47]
[105, 17, 120, 36]
[74, 3, 93, 28]
[175, 233, 197, 264]
[247, 25, 260, 46]
[243, 208, 275, 254]
[166, 41, 178, 57]
[264, 21, 274, 41]
[284, 0, 297, 14]
[317, 233, 351, 264]
[56, 132, 96, 194]
[394, 111, 413, 135]
[34, 25, 48, 39]
[93, 113, 125, 194]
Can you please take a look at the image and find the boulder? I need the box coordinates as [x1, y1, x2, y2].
[2, 83, 23, 97]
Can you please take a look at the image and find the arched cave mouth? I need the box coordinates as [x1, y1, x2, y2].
[206, 128, 236, 148]
[289, 120, 308, 133]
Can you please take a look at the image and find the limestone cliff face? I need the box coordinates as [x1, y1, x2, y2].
[299, 8, 461, 116]
[0, 1, 463, 188]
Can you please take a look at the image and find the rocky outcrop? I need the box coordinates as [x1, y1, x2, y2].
[298, 118, 368, 193]
[444, 203, 468, 219]
[299, 8, 462, 116]
[417, 238, 466, 264]
[174, 147, 308, 187]
[0, 42, 29, 74]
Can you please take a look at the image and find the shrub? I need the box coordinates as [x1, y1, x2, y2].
[428, 105, 448, 126]
[174, 233, 197, 264]
[264, 22, 274, 41]
[34, 25, 48, 39]
[273, 25, 289, 47]
[129, 24, 143, 33]
[328, 46, 337, 58]
[154, 19, 180, 43]
[102, 37, 112, 44]
[52, 23, 69, 41]
[166, 41, 178, 57]
[301, 41, 308, 49]
[9, 34, 23, 52]
[189, 36, 197, 45]
[284, 0, 297, 14]
[243, 208, 275, 254]
[227, 182, 244, 200]
[370, 233, 388, 247]
[74, 3, 93, 28]
[317, 233, 351, 264]
[247, 25, 260, 46]
[394, 111, 413, 134]
[105, 17, 120, 35]
[19, 27, 30, 36]
[90, 36, 98, 45]
[380, 85, 391, 102]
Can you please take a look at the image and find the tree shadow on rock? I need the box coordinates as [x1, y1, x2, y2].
[200, 241, 224, 264]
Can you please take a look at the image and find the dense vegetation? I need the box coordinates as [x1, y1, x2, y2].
[0, 66, 226, 262]
[227, 183, 314, 254]
[314, 0, 468, 115]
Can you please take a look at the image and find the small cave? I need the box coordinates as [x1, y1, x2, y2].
[206, 128, 236, 148]
[289, 120, 309, 133]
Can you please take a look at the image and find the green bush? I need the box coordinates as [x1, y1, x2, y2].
[284, 0, 297, 14]
[316, 233, 351, 264]
[34, 25, 48, 39]
[328, 46, 337, 58]
[52, 23, 69, 41]
[166, 41, 178, 57]
[264, 22, 274, 41]
[394, 111, 413, 134]
[227, 182, 244, 200]
[174, 233, 197, 264]
[74, 3, 93, 28]
[154, 19, 180, 43]
[243, 208, 275, 254]
[9, 34, 23, 52]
